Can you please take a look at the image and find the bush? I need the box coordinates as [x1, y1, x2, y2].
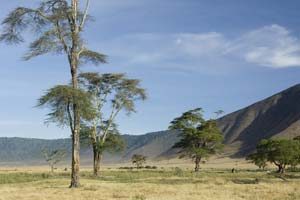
[173, 167, 184, 177]
[145, 166, 157, 169]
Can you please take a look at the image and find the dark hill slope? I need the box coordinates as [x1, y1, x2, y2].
[217, 84, 300, 155]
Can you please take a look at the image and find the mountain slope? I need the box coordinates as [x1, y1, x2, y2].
[217, 84, 300, 155]
[0, 131, 179, 165]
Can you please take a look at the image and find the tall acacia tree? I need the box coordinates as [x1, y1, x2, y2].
[79, 72, 147, 176]
[0, 0, 106, 187]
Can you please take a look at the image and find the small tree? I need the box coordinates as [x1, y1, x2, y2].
[42, 149, 66, 173]
[169, 108, 224, 172]
[132, 154, 147, 169]
[248, 139, 300, 173]
[78, 72, 146, 176]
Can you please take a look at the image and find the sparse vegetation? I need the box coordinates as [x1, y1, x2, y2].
[42, 149, 66, 173]
[131, 154, 147, 169]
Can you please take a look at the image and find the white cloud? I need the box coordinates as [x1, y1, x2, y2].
[226, 24, 300, 68]
[175, 32, 227, 56]
[95, 24, 300, 73]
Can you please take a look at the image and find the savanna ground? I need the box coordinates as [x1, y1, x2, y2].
[0, 158, 299, 200]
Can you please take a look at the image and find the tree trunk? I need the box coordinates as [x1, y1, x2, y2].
[195, 157, 201, 172]
[69, 58, 81, 188]
[93, 147, 102, 176]
[277, 164, 285, 174]
[70, 128, 80, 187]
[69, 0, 81, 188]
[51, 164, 54, 173]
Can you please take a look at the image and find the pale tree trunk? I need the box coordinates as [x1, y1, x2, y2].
[69, 57, 81, 188]
[93, 146, 102, 177]
[195, 157, 201, 172]
[69, 0, 81, 188]
[69, 42, 81, 187]
[70, 128, 80, 187]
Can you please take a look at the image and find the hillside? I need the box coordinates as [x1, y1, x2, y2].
[0, 84, 300, 164]
[217, 84, 300, 156]
[0, 131, 179, 165]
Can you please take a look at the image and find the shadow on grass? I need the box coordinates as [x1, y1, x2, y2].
[232, 178, 259, 184]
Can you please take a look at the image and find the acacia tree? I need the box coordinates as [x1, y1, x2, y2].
[42, 148, 66, 173]
[248, 139, 300, 173]
[131, 154, 147, 169]
[79, 72, 146, 176]
[0, 0, 106, 187]
[169, 108, 224, 172]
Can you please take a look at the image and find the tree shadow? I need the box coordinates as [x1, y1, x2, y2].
[232, 178, 259, 184]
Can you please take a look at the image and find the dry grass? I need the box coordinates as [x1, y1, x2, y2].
[0, 165, 299, 200]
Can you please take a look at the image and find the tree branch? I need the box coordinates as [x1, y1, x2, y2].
[67, 102, 74, 132]
[101, 103, 120, 143]
[54, 20, 70, 55]
[79, 0, 90, 31]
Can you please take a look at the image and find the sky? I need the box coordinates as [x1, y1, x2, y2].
[1, 0, 300, 138]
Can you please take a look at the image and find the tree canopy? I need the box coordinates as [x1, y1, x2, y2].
[247, 138, 300, 173]
[169, 108, 224, 172]
[78, 72, 146, 176]
[37, 85, 95, 132]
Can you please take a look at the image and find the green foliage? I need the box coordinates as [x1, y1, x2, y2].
[169, 108, 224, 171]
[79, 72, 147, 116]
[169, 108, 204, 131]
[78, 72, 146, 170]
[248, 138, 300, 173]
[246, 152, 267, 170]
[131, 154, 147, 169]
[37, 85, 95, 130]
[81, 123, 125, 154]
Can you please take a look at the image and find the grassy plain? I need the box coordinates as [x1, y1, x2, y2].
[0, 159, 299, 200]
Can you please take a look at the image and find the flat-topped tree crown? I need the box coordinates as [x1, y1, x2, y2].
[169, 108, 224, 172]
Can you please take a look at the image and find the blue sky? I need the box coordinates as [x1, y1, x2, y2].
[1, 0, 300, 138]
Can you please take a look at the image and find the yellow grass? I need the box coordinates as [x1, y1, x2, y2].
[0, 159, 299, 200]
